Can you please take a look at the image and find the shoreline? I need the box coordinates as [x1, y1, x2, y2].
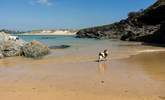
[14, 34, 165, 47]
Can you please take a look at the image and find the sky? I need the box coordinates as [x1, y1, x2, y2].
[0, 0, 155, 30]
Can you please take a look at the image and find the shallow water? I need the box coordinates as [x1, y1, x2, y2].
[17, 35, 165, 60]
[0, 35, 165, 100]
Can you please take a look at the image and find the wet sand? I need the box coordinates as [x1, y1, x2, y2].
[0, 50, 165, 100]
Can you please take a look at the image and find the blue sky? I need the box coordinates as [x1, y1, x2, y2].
[0, 0, 155, 30]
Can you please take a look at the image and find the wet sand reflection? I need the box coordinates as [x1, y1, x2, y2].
[98, 61, 108, 74]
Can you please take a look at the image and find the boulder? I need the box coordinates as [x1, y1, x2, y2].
[0, 32, 50, 59]
[0, 32, 26, 57]
[22, 40, 50, 58]
[0, 40, 23, 57]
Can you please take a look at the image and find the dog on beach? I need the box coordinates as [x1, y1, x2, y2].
[98, 49, 108, 62]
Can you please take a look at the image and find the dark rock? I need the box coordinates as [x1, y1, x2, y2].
[22, 40, 50, 58]
[76, 0, 165, 45]
[136, 22, 165, 44]
[49, 45, 71, 49]
[137, 0, 165, 25]
[120, 31, 135, 41]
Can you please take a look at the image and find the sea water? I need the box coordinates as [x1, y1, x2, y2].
[16, 35, 165, 60]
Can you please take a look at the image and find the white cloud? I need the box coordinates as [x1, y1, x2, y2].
[33, 0, 52, 6]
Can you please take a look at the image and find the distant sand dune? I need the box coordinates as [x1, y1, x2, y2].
[24, 30, 77, 35]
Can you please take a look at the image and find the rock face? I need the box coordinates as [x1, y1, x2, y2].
[76, 0, 165, 44]
[0, 41, 23, 57]
[0, 32, 26, 58]
[22, 40, 50, 58]
[136, 22, 165, 44]
[0, 32, 50, 59]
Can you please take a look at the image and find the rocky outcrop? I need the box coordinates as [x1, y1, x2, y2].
[22, 40, 50, 58]
[0, 32, 50, 59]
[0, 32, 25, 57]
[136, 22, 165, 44]
[76, 0, 165, 44]
[0, 41, 23, 57]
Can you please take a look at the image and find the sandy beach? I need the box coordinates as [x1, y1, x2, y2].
[23, 30, 77, 35]
[1, 0, 165, 99]
[0, 43, 165, 100]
